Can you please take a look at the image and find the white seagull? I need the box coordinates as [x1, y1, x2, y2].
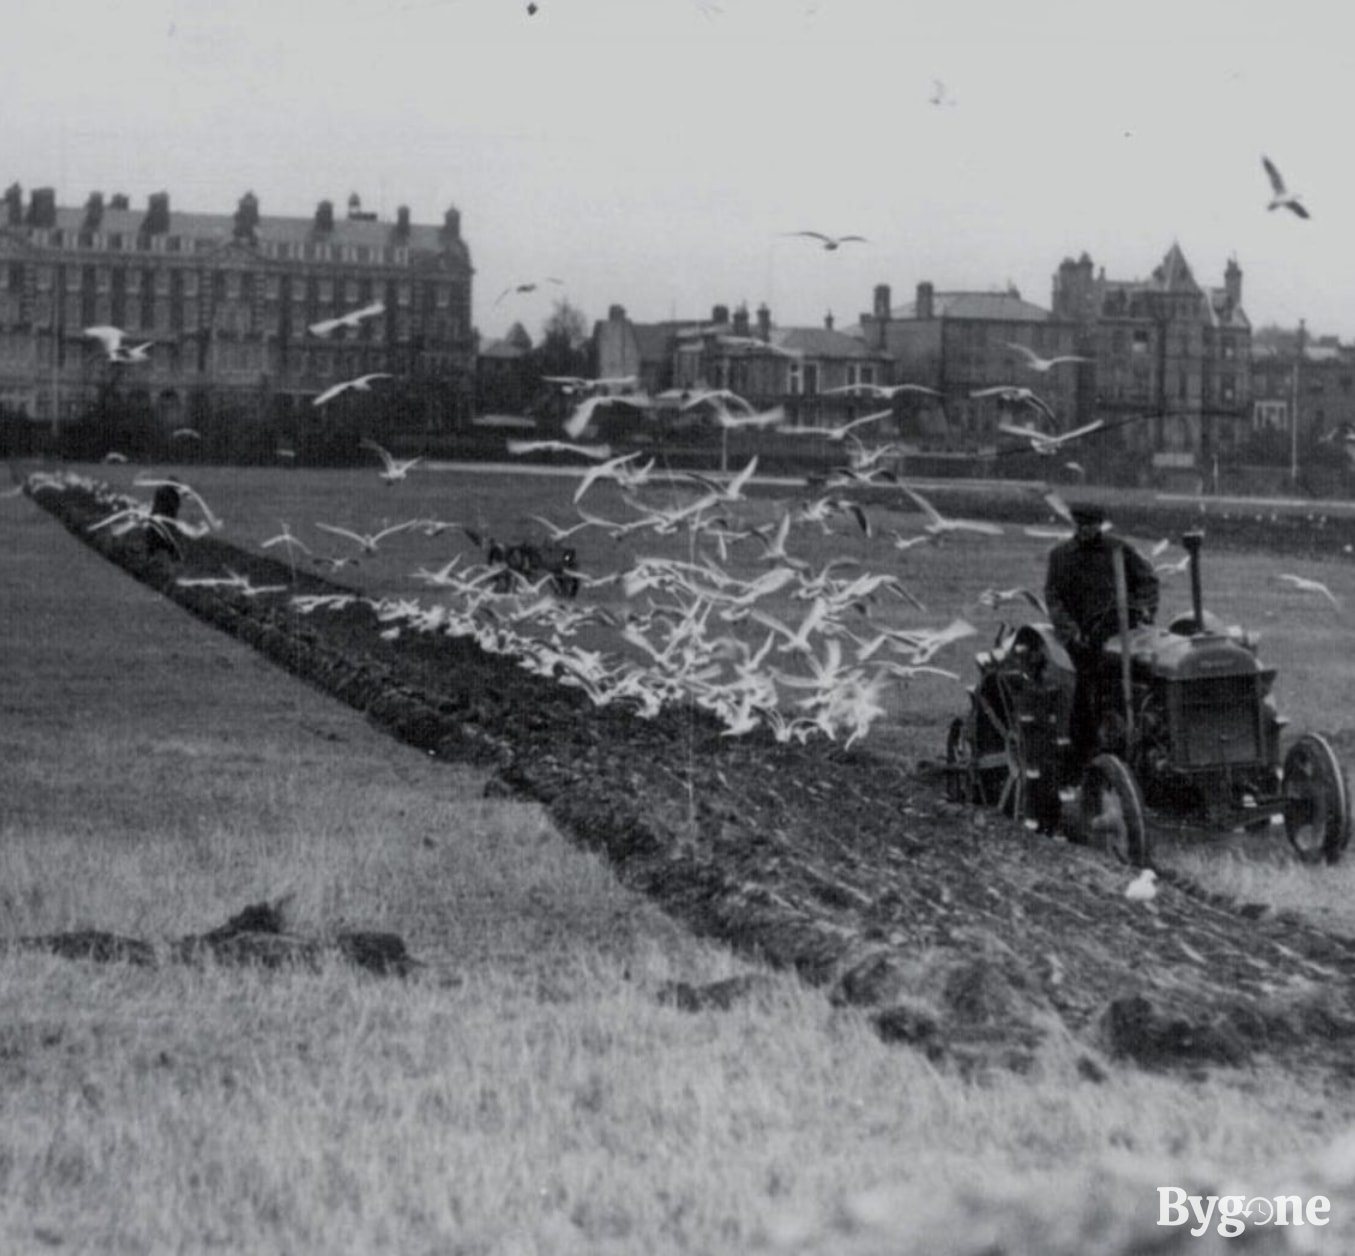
[313, 373, 394, 408]
[971, 385, 1057, 421]
[998, 418, 1105, 456]
[1262, 155, 1310, 219]
[505, 438, 614, 461]
[308, 301, 386, 338]
[313, 519, 419, 555]
[1278, 573, 1340, 607]
[1124, 869, 1158, 901]
[131, 476, 224, 531]
[901, 485, 1004, 537]
[788, 231, 868, 251]
[261, 523, 311, 556]
[359, 436, 420, 483]
[1004, 342, 1090, 373]
[83, 326, 153, 362]
[820, 382, 941, 399]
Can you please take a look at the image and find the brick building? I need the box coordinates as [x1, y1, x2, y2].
[0, 185, 475, 431]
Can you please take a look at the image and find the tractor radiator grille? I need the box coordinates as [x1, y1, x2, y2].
[1176, 677, 1262, 767]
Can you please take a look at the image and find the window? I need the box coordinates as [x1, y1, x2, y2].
[396, 282, 411, 307]
[226, 272, 241, 300]
[108, 233, 123, 251]
[1132, 329, 1149, 354]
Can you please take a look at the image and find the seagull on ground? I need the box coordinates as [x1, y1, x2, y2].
[901, 485, 1004, 537]
[1262, 155, 1310, 219]
[1004, 342, 1090, 373]
[313, 519, 419, 555]
[788, 231, 868, 251]
[506, 439, 613, 461]
[1124, 869, 1158, 901]
[1278, 573, 1340, 607]
[313, 373, 394, 408]
[359, 436, 420, 483]
[308, 301, 386, 337]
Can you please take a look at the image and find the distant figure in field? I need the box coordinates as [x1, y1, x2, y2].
[146, 481, 184, 561]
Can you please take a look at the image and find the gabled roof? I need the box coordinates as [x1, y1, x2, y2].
[1150, 242, 1201, 294]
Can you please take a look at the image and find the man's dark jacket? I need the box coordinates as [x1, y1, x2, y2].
[1044, 533, 1160, 650]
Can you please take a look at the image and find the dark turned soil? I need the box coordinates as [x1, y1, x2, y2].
[31, 479, 1355, 1081]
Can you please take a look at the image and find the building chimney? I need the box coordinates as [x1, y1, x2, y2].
[234, 191, 260, 240]
[873, 283, 891, 320]
[732, 304, 750, 337]
[608, 304, 626, 321]
[26, 187, 56, 229]
[83, 192, 104, 231]
[108, 192, 129, 211]
[711, 304, 729, 326]
[756, 303, 771, 342]
[348, 192, 362, 217]
[394, 205, 411, 239]
[915, 281, 935, 320]
[824, 311, 835, 331]
[142, 191, 170, 235]
[314, 200, 334, 233]
[442, 205, 461, 239]
[4, 183, 23, 227]
[1225, 255, 1242, 310]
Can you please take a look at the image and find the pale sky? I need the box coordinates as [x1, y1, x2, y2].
[8, 0, 1354, 344]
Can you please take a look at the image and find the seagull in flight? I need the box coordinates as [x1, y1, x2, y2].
[83, 326, 153, 362]
[787, 231, 868, 251]
[971, 385, 1056, 421]
[998, 418, 1105, 455]
[131, 476, 224, 531]
[170, 427, 201, 441]
[820, 382, 941, 399]
[1004, 342, 1090, 373]
[313, 373, 394, 408]
[261, 523, 312, 556]
[901, 485, 1004, 537]
[494, 278, 563, 305]
[505, 439, 614, 461]
[359, 437, 420, 483]
[314, 519, 419, 555]
[1278, 573, 1340, 606]
[308, 301, 386, 338]
[1262, 155, 1309, 219]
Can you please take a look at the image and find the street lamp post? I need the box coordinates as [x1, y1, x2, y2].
[1291, 318, 1306, 485]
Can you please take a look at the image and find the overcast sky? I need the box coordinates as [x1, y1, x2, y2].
[7, 0, 1353, 344]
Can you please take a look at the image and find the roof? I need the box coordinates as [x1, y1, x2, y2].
[887, 291, 1052, 322]
[772, 326, 877, 358]
[1149, 242, 1201, 294]
[479, 338, 528, 360]
[14, 202, 466, 260]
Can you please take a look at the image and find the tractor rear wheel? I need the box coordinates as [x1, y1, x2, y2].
[1079, 753, 1150, 867]
[944, 716, 974, 803]
[1282, 733, 1351, 865]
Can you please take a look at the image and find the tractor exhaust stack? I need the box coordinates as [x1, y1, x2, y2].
[1183, 530, 1205, 633]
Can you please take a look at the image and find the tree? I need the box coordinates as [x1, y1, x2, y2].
[533, 299, 590, 379]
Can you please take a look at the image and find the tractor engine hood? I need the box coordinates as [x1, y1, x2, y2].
[1105, 625, 1268, 681]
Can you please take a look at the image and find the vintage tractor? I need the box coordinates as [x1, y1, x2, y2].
[944, 532, 1351, 867]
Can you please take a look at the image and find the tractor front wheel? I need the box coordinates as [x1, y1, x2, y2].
[1079, 753, 1150, 867]
[1282, 733, 1352, 865]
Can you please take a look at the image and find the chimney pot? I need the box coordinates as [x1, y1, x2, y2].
[872, 283, 891, 320]
[916, 282, 935, 320]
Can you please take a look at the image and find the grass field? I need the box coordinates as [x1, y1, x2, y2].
[7, 462, 1355, 1253]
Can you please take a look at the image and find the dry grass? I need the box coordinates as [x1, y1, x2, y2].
[6, 469, 1355, 1253]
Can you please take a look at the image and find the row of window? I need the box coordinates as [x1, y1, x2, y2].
[22, 229, 419, 266]
[3, 264, 466, 311]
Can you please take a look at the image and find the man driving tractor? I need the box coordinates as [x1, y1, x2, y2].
[1044, 503, 1159, 773]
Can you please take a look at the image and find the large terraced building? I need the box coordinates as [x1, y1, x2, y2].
[0, 185, 475, 429]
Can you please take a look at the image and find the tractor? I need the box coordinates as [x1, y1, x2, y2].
[944, 531, 1351, 867]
